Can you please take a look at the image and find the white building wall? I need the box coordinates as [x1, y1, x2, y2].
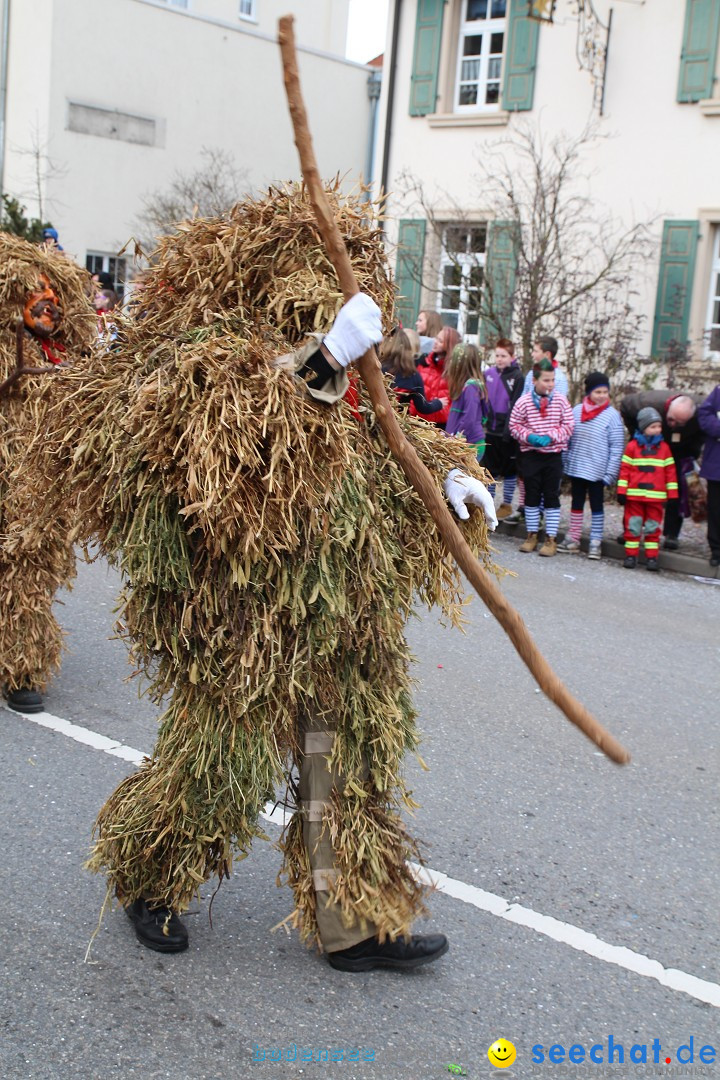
[375, 0, 720, 362]
[2, 0, 369, 269]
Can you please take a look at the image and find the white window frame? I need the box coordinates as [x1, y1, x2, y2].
[437, 224, 487, 340]
[454, 0, 507, 113]
[706, 226, 720, 360]
[239, 0, 256, 20]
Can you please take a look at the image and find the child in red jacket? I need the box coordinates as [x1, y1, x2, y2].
[617, 407, 678, 571]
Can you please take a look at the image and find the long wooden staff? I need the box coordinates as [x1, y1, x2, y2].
[278, 16, 629, 766]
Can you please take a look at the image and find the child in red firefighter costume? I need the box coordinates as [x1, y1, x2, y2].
[617, 407, 678, 571]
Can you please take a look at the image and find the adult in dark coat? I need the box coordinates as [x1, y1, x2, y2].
[698, 385, 720, 567]
[619, 390, 704, 547]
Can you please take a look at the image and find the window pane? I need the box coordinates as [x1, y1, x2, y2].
[444, 227, 466, 254]
[468, 225, 487, 252]
[488, 56, 502, 79]
[459, 85, 479, 105]
[443, 263, 462, 287]
[467, 313, 480, 334]
[463, 34, 483, 56]
[442, 311, 460, 329]
[491, 0, 507, 16]
[490, 32, 504, 54]
[466, 0, 488, 19]
[485, 82, 500, 104]
[461, 58, 481, 82]
[713, 298, 720, 324]
[714, 272, 720, 299]
[442, 290, 461, 310]
[469, 266, 484, 289]
[710, 327, 720, 352]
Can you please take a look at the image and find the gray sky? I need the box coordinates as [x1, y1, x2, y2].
[346, 0, 389, 63]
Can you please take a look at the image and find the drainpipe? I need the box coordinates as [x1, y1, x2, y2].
[364, 67, 382, 201]
[0, 0, 10, 223]
[379, 0, 402, 232]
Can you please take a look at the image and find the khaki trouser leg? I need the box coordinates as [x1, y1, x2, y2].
[297, 720, 377, 953]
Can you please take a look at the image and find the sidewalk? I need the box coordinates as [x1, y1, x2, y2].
[494, 495, 719, 580]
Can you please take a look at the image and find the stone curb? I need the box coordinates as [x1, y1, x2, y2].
[494, 520, 719, 579]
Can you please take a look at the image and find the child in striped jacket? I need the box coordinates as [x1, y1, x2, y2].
[617, 407, 678, 571]
[509, 359, 574, 557]
[559, 371, 625, 560]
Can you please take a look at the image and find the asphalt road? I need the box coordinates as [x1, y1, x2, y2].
[1, 537, 718, 1080]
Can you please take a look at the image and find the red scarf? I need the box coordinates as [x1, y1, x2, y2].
[580, 395, 609, 423]
[40, 339, 67, 365]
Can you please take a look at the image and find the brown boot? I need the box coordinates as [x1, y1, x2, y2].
[496, 503, 513, 520]
[519, 532, 538, 553]
[538, 536, 557, 557]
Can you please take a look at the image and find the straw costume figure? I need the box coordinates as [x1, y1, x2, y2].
[38, 185, 497, 970]
[0, 235, 95, 714]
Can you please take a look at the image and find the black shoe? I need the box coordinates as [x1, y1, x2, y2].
[616, 533, 626, 545]
[623, 555, 637, 569]
[710, 555, 720, 568]
[6, 687, 44, 713]
[327, 933, 449, 972]
[663, 537, 679, 551]
[126, 899, 188, 953]
[645, 558, 659, 572]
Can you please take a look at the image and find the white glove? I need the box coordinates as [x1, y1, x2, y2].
[443, 469, 498, 530]
[323, 292, 383, 368]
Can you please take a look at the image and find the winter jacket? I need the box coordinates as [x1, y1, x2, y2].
[389, 370, 442, 415]
[445, 379, 487, 450]
[564, 402, 625, 484]
[698, 384, 720, 482]
[620, 390, 704, 463]
[483, 362, 524, 436]
[617, 438, 678, 502]
[510, 391, 575, 454]
[409, 351, 450, 426]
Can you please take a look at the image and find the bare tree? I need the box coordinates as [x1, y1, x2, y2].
[5, 128, 68, 224]
[134, 148, 250, 250]
[396, 125, 654, 381]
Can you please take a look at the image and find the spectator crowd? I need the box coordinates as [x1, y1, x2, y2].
[382, 312, 720, 571]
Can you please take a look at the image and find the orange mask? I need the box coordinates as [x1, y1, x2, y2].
[23, 274, 62, 339]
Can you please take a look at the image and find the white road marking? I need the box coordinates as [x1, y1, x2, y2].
[8, 704, 720, 1009]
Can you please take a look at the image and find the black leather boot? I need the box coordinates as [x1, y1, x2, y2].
[6, 687, 44, 713]
[327, 933, 448, 972]
[126, 899, 188, 953]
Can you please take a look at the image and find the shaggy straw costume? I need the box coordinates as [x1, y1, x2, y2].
[38, 186, 494, 948]
[0, 236, 94, 696]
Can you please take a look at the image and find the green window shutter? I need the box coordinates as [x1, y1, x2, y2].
[502, 0, 540, 112]
[651, 220, 700, 355]
[395, 219, 427, 328]
[677, 0, 720, 103]
[409, 0, 445, 116]
[481, 219, 518, 342]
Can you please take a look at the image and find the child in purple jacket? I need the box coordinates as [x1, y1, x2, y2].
[698, 383, 720, 568]
[444, 343, 488, 461]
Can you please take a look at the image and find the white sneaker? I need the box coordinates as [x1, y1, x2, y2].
[558, 538, 581, 553]
[588, 540, 602, 560]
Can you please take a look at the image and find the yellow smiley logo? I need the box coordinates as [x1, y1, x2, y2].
[488, 1039, 517, 1068]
